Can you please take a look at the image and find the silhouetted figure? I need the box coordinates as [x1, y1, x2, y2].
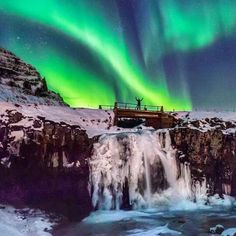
[135, 97, 143, 110]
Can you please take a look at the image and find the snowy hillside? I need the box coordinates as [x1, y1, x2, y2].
[0, 48, 65, 106]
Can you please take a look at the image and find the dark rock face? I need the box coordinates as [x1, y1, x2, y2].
[0, 108, 93, 220]
[170, 128, 236, 196]
[0, 48, 66, 105]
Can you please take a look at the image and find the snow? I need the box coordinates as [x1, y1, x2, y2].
[221, 228, 236, 236]
[10, 130, 24, 141]
[11, 118, 35, 129]
[2, 101, 236, 139]
[210, 224, 225, 234]
[173, 111, 236, 134]
[0, 102, 154, 138]
[0, 205, 56, 236]
[174, 111, 236, 121]
[0, 101, 114, 137]
[0, 84, 62, 106]
[128, 225, 181, 236]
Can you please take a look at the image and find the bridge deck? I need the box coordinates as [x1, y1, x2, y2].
[104, 102, 175, 129]
[99, 102, 174, 129]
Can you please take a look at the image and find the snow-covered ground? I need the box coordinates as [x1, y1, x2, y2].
[0, 205, 56, 236]
[2, 101, 236, 138]
[0, 102, 154, 138]
[174, 111, 236, 122]
[221, 228, 236, 236]
[173, 111, 236, 134]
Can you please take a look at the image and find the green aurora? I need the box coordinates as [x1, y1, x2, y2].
[1, 0, 236, 110]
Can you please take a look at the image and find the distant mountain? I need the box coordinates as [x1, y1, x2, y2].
[0, 48, 66, 105]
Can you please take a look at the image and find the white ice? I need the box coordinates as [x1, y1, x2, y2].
[221, 228, 236, 236]
[0, 205, 55, 236]
[89, 130, 209, 210]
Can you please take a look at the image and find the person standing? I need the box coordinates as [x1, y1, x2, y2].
[135, 97, 143, 110]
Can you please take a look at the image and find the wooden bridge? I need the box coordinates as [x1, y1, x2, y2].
[99, 102, 175, 129]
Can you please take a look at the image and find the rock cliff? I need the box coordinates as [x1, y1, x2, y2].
[0, 100, 116, 219]
[170, 113, 236, 197]
[0, 104, 93, 219]
[0, 48, 65, 105]
[172, 129, 236, 193]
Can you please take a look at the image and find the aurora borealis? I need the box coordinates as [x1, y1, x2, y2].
[1, 1, 236, 110]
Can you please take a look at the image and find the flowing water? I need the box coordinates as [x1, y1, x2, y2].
[55, 206, 236, 235]
[55, 130, 236, 235]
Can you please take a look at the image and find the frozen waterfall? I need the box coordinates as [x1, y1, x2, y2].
[89, 130, 207, 210]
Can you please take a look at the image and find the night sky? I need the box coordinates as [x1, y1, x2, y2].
[0, 0, 236, 110]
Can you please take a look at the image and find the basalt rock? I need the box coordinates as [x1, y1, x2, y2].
[0, 108, 93, 220]
[170, 128, 236, 197]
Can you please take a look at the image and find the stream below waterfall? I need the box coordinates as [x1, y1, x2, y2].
[54, 205, 236, 235]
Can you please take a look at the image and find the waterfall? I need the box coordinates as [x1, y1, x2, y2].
[89, 130, 207, 210]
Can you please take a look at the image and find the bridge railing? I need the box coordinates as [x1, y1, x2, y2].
[98, 105, 114, 110]
[99, 102, 163, 112]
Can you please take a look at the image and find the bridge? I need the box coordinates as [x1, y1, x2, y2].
[99, 102, 175, 129]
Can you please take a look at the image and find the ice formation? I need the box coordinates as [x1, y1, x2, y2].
[89, 130, 208, 210]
